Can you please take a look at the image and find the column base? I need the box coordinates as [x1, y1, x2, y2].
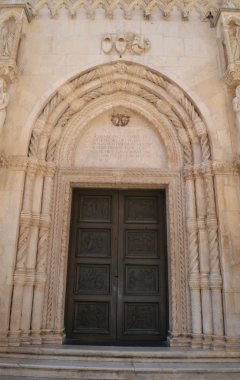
[42, 329, 65, 345]
[21, 330, 31, 345]
[191, 334, 203, 349]
[0, 333, 9, 347]
[8, 330, 21, 347]
[168, 334, 191, 348]
[31, 330, 43, 345]
[202, 335, 213, 350]
[212, 335, 225, 350]
[225, 337, 240, 351]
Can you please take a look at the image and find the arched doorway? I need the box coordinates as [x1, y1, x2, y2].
[8, 61, 224, 350]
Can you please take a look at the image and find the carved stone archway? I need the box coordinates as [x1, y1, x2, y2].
[8, 61, 224, 350]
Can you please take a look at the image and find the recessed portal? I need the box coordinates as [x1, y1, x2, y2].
[65, 189, 168, 345]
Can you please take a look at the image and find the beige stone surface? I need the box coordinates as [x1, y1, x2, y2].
[0, 0, 239, 354]
[73, 110, 168, 169]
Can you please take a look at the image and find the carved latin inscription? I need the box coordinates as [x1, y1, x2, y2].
[73, 112, 168, 169]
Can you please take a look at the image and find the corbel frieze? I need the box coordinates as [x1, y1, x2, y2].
[25, 0, 240, 21]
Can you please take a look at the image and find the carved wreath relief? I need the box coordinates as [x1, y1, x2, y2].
[102, 33, 151, 56]
[111, 113, 130, 127]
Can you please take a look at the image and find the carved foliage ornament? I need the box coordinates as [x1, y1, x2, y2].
[102, 33, 151, 56]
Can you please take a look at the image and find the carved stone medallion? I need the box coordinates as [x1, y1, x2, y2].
[111, 113, 130, 127]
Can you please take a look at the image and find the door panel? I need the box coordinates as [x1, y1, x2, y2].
[65, 189, 168, 345]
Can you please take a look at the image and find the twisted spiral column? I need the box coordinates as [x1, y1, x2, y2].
[9, 169, 35, 345]
[185, 170, 202, 348]
[31, 172, 55, 344]
[195, 172, 213, 349]
[204, 166, 224, 349]
[20, 171, 45, 344]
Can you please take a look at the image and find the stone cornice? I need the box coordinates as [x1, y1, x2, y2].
[21, 0, 240, 20]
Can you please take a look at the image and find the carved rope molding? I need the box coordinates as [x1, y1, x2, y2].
[26, 0, 240, 19]
[7, 61, 225, 349]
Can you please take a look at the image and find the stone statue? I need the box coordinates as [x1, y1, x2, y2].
[230, 25, 240, 61]
[232, 85, 240, 156]
[1, 19, 16, 57]
[0, 78, 9, 132]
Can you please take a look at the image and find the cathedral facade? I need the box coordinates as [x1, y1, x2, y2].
[0, 1, 240, 368]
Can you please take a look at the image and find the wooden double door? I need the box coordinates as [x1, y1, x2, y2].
[65, 189, 168, 345]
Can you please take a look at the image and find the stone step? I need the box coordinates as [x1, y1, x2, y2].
[0, 346, 240, 379]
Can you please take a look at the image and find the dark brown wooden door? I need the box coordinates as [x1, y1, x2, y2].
[65, 189, 168, 345]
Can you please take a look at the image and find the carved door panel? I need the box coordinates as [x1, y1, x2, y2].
[65, 189, 168, 344]
[117, 191, 168, 343]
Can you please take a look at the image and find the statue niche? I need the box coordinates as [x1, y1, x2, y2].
[229, 22, 240, 61]
[0, 17, 16, 58]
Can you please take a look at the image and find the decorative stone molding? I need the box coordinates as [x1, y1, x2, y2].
[102, 33, 151, 56]
[0, 154, 56, 174]
[4, 61, 227, 350]
[26, 0, 239, 20]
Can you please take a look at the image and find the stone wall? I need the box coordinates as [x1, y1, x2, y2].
[0, 1, 239, 350]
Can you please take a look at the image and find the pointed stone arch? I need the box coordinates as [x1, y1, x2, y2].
[8, 61, 224, 350]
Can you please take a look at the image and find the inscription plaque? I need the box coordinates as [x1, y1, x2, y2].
[74, 113, 168, 169]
